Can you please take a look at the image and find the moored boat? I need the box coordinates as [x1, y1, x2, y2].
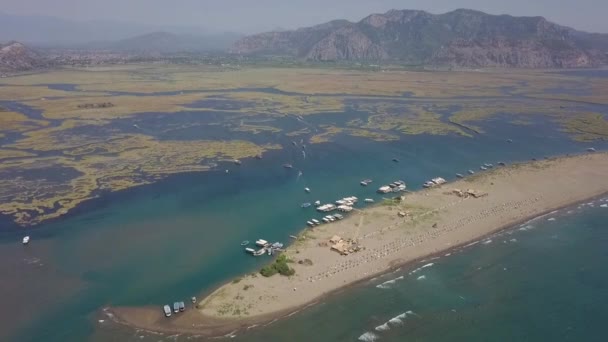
[173, 302, 180, 313]
[468, 170, 475, 175]
[364, 198, 374, 203]
[179, 301, 185, 312]
[163, 305, 172, 317]
[22, 236, 30, 245]
[456, 173, 464, 178]
[304, 187, 311, 193]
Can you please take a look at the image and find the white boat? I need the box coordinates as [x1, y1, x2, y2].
[22, 236, 30, 245]
[314, 200, 321, 206]
[179, 301, 185, 312]
[456, 173, 464, 178]
[468, 170, 475, 175]
[307, 221, 315, 227]
[377, 186, 391, 194]
[255, 239, 269, 247]
[480, 166, 487, 170]
[173, 302, 180, 313]
[304, 187, 311, 193]
[311, 219, 320, 225]
[322, 217, 330, 223]
[364, 198, 374, 203]
[163, 305, 172, 317]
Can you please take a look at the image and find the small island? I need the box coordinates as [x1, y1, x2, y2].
[111, 152, 608, 337]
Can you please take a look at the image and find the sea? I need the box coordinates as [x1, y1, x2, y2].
[1, 79, 608, 341]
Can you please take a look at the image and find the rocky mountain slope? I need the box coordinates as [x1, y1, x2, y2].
[0, 41, 48, 72]
[232, 9, 608, 68]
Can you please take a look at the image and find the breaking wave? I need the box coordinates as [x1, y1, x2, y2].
[358, 332, 380, 341]
[375, 323, 390, 332]
[376, 276, 404, 289]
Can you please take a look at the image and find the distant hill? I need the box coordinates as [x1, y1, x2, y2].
[231, 9, 608, 68]
[0, 41, 47, 72]
[85, 31, 241, 53]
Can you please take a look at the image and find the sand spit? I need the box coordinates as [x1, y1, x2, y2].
[112, 152, 608, 337]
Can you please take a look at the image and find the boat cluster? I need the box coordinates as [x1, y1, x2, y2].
[423, 177, 446, 188]
[163, 300, 188, 317]
[244, 239, 284, 257]
[377, 180, 406, 194]
[307, 213, 344, 226]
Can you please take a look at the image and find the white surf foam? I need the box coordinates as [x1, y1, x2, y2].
[547, 218, 556, 221]
[375, 323, 390, 332]
[600, 204, 608, 208]
[388, 313, 408, 325]
[482, 239, 492, 245]
[376, 276, 403, 289]
[358, 331, 380, 341]
[421, 263, 434, 269]
[417, 275, 426, 280]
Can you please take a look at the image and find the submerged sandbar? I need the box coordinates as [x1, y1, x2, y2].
[112, 152, 608, 336]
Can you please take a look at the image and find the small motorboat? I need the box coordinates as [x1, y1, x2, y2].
[468, 170, 475, 175]
[587, 147, 597, 152]
[191, 296, 197, 304]
[456, 173, 464, 178]
[304, 187, 311, 193]
[225, 169, 229, 174]
[364, 198, 374, 203]
[163, 305, 172, 317]
[179, 301, 185, 312]
[241, 240, 250, 246]
[173, 302, 180, 314]
[480, 166, 487, 170]
[314, 200, 321, 206]
[283, 163, 293, 169]
[360, 179, 372, 186]
[22, 236, 30, 245]
[392, 158, 400, 163]
[233, 159, 242, 165]
[301, 203, 312, 208]
[307, 221, 315, 226]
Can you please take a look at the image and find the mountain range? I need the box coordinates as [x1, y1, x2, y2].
[231, 9, 608, 68]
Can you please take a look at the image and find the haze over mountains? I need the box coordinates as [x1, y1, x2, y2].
[0, 11, 240, 49]
[233, 9, 608, 68]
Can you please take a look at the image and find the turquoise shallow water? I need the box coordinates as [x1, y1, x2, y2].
[1, 88, 608, 341]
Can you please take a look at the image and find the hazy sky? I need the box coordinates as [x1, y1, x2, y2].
[2, 0, 608, 33]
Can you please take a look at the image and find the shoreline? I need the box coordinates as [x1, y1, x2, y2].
[109, 152, 608, 338]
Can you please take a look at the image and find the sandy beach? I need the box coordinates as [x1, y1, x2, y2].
[112, 152, 608, 337]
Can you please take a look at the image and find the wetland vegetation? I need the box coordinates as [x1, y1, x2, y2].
[1, 64, 607, 226]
